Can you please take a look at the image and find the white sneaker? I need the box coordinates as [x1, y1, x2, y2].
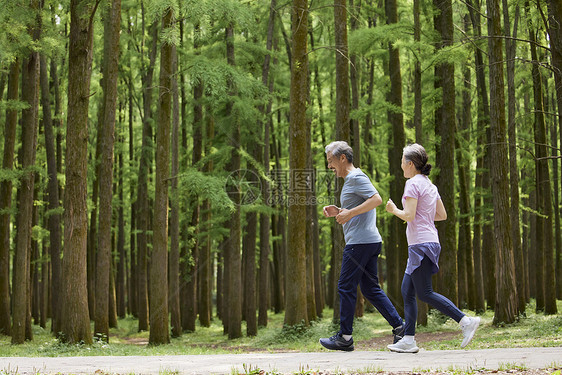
[460, 316, 480, 348]
[387, 337, 419, 353]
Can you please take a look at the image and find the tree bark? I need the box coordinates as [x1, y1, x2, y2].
[40, 53, 63, 333]
[0, 59, 19, 336]
[546, 0, 562, 301]
[199, 112, 215, 328]
[149, 6, 174, 345]
[169, 44, 182, 338]
[502, 1, 526, 315]
[285, 0, 309, 328]
[526, 1, 557, 314]
[385, 0, 407, 315]
[13, 27, 41, 343]
[457, 18, 472, 307]
[95, 0, 121, 341]
[332, 0, 349, 325]
[258, 0, 277, 329]
[61, 0, 99, 345]
[136, 17, 158, 332]
[226, 24, 243, 339]
[433, 0, 458, 306]
[487, 0, 518, 324]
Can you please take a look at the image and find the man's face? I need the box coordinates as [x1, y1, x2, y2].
[327, 152, 345, 178]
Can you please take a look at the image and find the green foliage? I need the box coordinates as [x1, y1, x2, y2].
[176, 167, 234, 213]
[349, 22, 412, 55]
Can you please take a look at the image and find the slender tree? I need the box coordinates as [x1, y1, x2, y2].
[95, 0, 121, 341]
[258, 0, 277, 328]
[487, 0, 518, 324]
[433, 0, 458, 305]
[12, 0, 41, 343]
[61, 0, 100, 345]
[226, 23, 243, 339]
[136, 17, 158, 332]
[149, 4, 174, 345]
[502, 1, 526, 314]
[0, 59, 19, 336]
[546, 0, 562, 300]
[385, 0, 406, 314]
[169, 44, 182, 338]
[285, 0, 309, 327]
[39, 53, 63, 333]
[332, 0, 349, 324]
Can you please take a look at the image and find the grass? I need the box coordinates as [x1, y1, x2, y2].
[0, 300, 560, 357]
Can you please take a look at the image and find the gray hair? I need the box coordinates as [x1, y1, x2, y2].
[325, 141, 353, 163]
[403, 143, 432, 175]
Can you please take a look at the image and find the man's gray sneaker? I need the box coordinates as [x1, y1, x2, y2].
[319, 332, 354, 351]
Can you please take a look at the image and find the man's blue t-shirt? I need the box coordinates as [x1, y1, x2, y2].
[340, 169, 382, 245]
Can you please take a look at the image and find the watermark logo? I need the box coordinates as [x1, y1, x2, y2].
[225, 169, 262, 206]
[225, 169, 339, 207]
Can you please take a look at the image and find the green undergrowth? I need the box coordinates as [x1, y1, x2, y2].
[0, 300, 560, 357]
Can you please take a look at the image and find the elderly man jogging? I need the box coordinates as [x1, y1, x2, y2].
[319, 141, 404, 352]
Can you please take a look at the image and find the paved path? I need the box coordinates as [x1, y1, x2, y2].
[1, 347, 561, 374]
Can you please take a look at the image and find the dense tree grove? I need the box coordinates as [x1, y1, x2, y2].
[0, 0, 560, 344]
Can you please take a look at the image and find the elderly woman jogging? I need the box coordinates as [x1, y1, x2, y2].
[385, 143, 480, 353]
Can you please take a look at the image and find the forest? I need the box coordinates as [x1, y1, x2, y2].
[0, 0, 560, 346]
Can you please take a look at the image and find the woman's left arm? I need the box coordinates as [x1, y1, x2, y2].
[435, 198, 447, 221]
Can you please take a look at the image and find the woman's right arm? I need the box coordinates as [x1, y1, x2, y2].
[435, 198, 447, 221]
[386, 197, 418, 222]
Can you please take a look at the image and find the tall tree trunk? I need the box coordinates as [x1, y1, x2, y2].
[95, 0, 121, 341]
[285, 0, 309, 328]
[332, 0, 349, 325]
[433, 0, 457, 305]
[457, 18, 472, 307]
[149, 6, 174, 345]
[349, 0, 361, 166]
[126, 11, 138, 319]
[467, 0, 494, 311]
[385, 0, 406, 315]
[199, 111, 215, 328]
[61, 0, 99, 345]
[310, 25, 326, 317]
[258, 0, 277, 329]
[226, 24, 243, 339]
[169, 44, 182, 338]
[243, 200, 258, 336]
[546, 0, 562, 301]
[40, 53, 63, 333]
[117, 140, 126, 319]
[527, 1, 557, 314]
[50, 39, 64, 333]
[184, 22, 203, 333]
[136, 18, 158, 332]
[487, 0, 518, 324]
[527, 3, 545, 312]
[305, 103, 317, 324]
[0, 59, 19, 336]
[502, 2, 526, 315]
[12, 2, 41, 343]
[413, 0, 422, 143]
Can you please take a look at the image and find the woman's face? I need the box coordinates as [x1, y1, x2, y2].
[401, 155, 416, 178]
